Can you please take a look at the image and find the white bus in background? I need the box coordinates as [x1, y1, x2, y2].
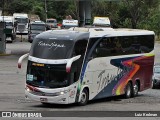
[93, 17, 111, 27]
[13, 13, 29, 35]
[18, 27, 155, 105]
[62, 19, 78, 29]
[0, 16, 16, 42]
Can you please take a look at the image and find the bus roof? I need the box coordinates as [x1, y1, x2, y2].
[70, 27, 155, 38]
[36, 30, 89, 42]
[35, 27, 154, 42]
[13, 13, 28, 18]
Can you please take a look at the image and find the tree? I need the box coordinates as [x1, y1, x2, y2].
[8, 0, 33, 14]
[120, 0, 160, 29]
[65, 0, 79, 20]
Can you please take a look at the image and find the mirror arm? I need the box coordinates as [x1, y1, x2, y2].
[66, 55, 81, 73]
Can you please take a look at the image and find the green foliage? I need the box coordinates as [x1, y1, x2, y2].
[8, 0, 33, 14]
[2, 0, 160, 37]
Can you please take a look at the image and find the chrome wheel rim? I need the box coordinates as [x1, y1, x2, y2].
[134, 84, 138, 95]
[127, 86, 131, 97]
[80, 92, 86, 103]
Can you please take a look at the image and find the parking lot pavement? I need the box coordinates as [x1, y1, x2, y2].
[0, 40, 160, 120]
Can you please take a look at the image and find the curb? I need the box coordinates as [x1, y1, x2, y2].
[0, 50, 12, 56]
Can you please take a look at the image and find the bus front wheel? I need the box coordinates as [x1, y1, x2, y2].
[78, 89, 89, 106]
[124, 82, 132, 99]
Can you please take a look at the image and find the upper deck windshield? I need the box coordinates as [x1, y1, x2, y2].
[31, 24, 46, 31]
[30, 38, 74, 59]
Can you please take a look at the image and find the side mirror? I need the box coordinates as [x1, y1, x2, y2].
[66, 55, 81, 73]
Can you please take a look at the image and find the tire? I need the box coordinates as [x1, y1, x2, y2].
[78, 89, 89, 106]
[124, 82, 132, 99]
[152, 80, 156, 89]
[132, 81, 139, 97]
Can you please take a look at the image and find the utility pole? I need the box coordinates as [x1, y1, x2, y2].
[45, 0, 47, 22]
[0, 0, 6, 54]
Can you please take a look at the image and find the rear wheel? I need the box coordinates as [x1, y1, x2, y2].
[78, 89, 89, 106]
[124, 82, 132, 99]
[132, 81, 139, 97]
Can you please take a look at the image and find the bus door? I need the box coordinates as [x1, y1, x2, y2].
[68, 39, 88, 103]
[85, 37, 118, 97]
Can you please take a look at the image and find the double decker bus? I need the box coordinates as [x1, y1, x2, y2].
[18, 27, 155, 105]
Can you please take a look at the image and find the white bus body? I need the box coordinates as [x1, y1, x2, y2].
[0, 16, 16, 42]
[19, 27, 155, 105]
[13, 13, 29, 35]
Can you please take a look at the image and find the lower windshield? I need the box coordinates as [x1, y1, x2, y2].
[31, 24, 46, 31]
[26, 61, 69, 88]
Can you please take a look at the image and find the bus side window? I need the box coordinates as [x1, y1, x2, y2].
[91, 38, 116, 58]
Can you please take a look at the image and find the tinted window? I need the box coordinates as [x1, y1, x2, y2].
[15, 18, 28, 23]
[89, 35, 154, 58]
[30, 38, 74, 59]
[31, 24, 46, 31]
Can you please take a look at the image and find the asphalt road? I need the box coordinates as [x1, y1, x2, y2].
[0, 38, 160, 119]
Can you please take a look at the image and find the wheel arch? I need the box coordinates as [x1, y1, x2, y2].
[79, 86, 90, 101]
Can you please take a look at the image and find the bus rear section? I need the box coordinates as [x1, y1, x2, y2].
[81, 32, 154, 101]
[19, 28, 155, 105]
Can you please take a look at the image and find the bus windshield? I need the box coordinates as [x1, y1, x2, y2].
[27, 61, 69, 88]
[15, 18, 28, 24]
[30, 38, 74, 59]
[31, 24, 46, 31]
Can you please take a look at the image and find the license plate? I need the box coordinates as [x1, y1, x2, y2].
[40, 98, 48, 102]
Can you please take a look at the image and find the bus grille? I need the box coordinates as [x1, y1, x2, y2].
[17, 24, 25, 32]
[29, 90, 59, 97]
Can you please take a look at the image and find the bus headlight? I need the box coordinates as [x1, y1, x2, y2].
[26, 87, 31, 92]
[55, 91, 67, 96]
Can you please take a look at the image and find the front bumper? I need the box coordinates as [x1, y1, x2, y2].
[16, 30, 28, 35]
[25, 90, 69, 104]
